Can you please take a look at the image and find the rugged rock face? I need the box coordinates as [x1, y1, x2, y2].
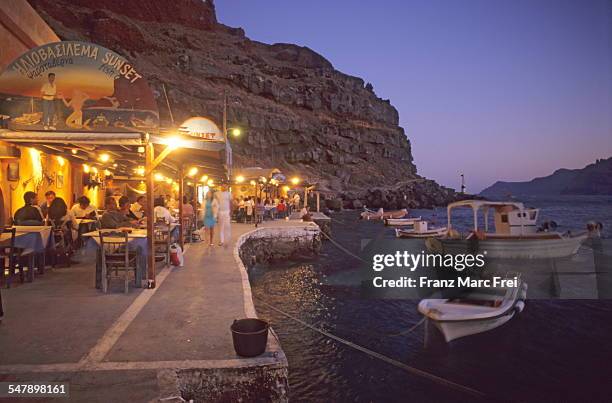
[30, 0, 460, 208]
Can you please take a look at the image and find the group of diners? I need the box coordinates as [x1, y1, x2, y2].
[12, 190, 198, 246]
[232, 193, 301, 223]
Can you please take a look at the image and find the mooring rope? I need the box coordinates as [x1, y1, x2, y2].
[319, 229, 369, 263]
[255, 297, 486, 399]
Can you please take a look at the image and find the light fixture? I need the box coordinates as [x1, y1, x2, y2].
[154, 172, 164, 181]
[112, 163, 118, 168]
[166, 178, 173, 184]
[207, 179, 214, 186]
[83, 164, 91, 173]
[291, 177, 300, 185]
[56, 156, 65, 167]
[187, 167, 198, 177]
[165, 136, 189, 150]
[91, 166, 98, 174]
[134, 166, 145, 176]
[231, 128, 241, 137]
[260, 177, 267, 183]
[250, 180, 256, 186]
[104, 169, 112, 177]
[71, 148, 78, 155]
[200, 174, 208, 183]
[282, 185, 290, 192]
[99, 153, 110, 163]
[235, 175, 245, 183]
[137, 146, 145, 153]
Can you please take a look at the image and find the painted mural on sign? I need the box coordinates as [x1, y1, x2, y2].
[0, 41, 158, 132]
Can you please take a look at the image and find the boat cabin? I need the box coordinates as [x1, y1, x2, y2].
[447, 200, 539, 236]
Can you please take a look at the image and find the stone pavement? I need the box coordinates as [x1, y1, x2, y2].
[0, 220, 315, 401]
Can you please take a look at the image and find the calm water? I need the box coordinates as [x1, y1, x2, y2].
[249, 195, 612, 402]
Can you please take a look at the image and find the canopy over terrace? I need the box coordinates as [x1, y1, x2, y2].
[0, 128, 228, 287]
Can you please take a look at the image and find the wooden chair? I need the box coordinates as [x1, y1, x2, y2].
[99, 230, 138, 294]
[51, 221, 73, 268]
[0, 227, 37, 285]
[154, 223, 171, 266]
[181, 216, 192, 244]
[0, 227, 17, 288]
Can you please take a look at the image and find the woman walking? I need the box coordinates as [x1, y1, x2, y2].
[202, 190, 218, 246]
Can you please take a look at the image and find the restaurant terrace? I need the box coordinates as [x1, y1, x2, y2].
[0, 4, 323, 399]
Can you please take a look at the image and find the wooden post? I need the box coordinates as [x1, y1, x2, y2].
[145, 142, 156, 288]
[316, 191, 320, 212]
[178, 165, 184, 249]
[193, 184, 198, 227]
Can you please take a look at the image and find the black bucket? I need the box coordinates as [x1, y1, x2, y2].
[231, 318, 269, 357]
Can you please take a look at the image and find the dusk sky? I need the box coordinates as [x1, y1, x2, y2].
[217, 0, 612, 193]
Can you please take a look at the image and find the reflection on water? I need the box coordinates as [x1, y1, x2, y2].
[250, 196, 612, 402]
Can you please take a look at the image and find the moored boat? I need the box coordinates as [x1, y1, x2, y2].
[360, 207, 408, 220]
[395, 226, 447, 238]
[418, 275, 527, 342]
[426, 200, 587, 259]
[384, 216, 422, 226]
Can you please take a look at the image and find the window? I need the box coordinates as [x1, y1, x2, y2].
[501, 214, 508, 223]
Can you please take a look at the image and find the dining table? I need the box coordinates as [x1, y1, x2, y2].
[82, 222, 182, 288]
[9, 226, 54, 253]
[0, 226, 54, 281]
[82, 228, 148, 289]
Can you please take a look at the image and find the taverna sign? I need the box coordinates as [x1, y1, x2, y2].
[178, 117, 224, 142]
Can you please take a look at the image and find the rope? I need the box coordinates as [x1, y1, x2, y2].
[385, 317, 426, 337]
[255, 297, 486, 399]
[319, 229, 369, 263]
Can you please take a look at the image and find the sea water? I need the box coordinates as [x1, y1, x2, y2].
[249, 195, 612, 402]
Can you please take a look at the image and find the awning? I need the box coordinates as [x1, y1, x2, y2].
[0, 129, 145, 145]
[0, 129, 227, 180]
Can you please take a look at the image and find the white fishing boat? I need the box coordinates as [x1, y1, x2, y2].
[360, 207, 408, 220]
[385, 216, 422, 226]
[425, 200, 587, 259]
[418, 275, 527, 342]
[395, 220, 447, 238]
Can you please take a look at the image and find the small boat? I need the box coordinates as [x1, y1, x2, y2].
[395, 225, 447, 238]
[426, 200, 588, 259]
[418, 275, 527, 342]
[360, 207, 408, 220]
[385, 216, 422, 226]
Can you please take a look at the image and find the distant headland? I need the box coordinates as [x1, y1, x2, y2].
[481, 157, 612, 196]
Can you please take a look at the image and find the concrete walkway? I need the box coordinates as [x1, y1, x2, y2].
[0, 220, 314, 401]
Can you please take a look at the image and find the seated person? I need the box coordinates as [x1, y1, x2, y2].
[118, 196, 139, 220]
[276, 198, 287, 218]
[49, 197, 77, 241]
[14, 191, 44, 225]
[181, 196, 194, 218]
[300, 206, 312, 221]
[130, 195, 146, 219]
[71, 196, 97, 218]
[100, 197, 138, 229]
[153, 197, 176, 224]
[39, 190, 55, 219]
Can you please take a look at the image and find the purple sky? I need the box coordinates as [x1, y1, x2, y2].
[217, 0, 612, 193]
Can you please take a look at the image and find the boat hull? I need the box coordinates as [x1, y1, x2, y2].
[385, 217, 421, 226]
[426, 234, 587, 259]
[432, 312, 515, 342]
[396, 227, 447, 238]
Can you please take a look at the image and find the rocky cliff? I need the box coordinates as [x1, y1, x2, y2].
[481, 157, 612, 196]
[29, 0, 459, 208]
